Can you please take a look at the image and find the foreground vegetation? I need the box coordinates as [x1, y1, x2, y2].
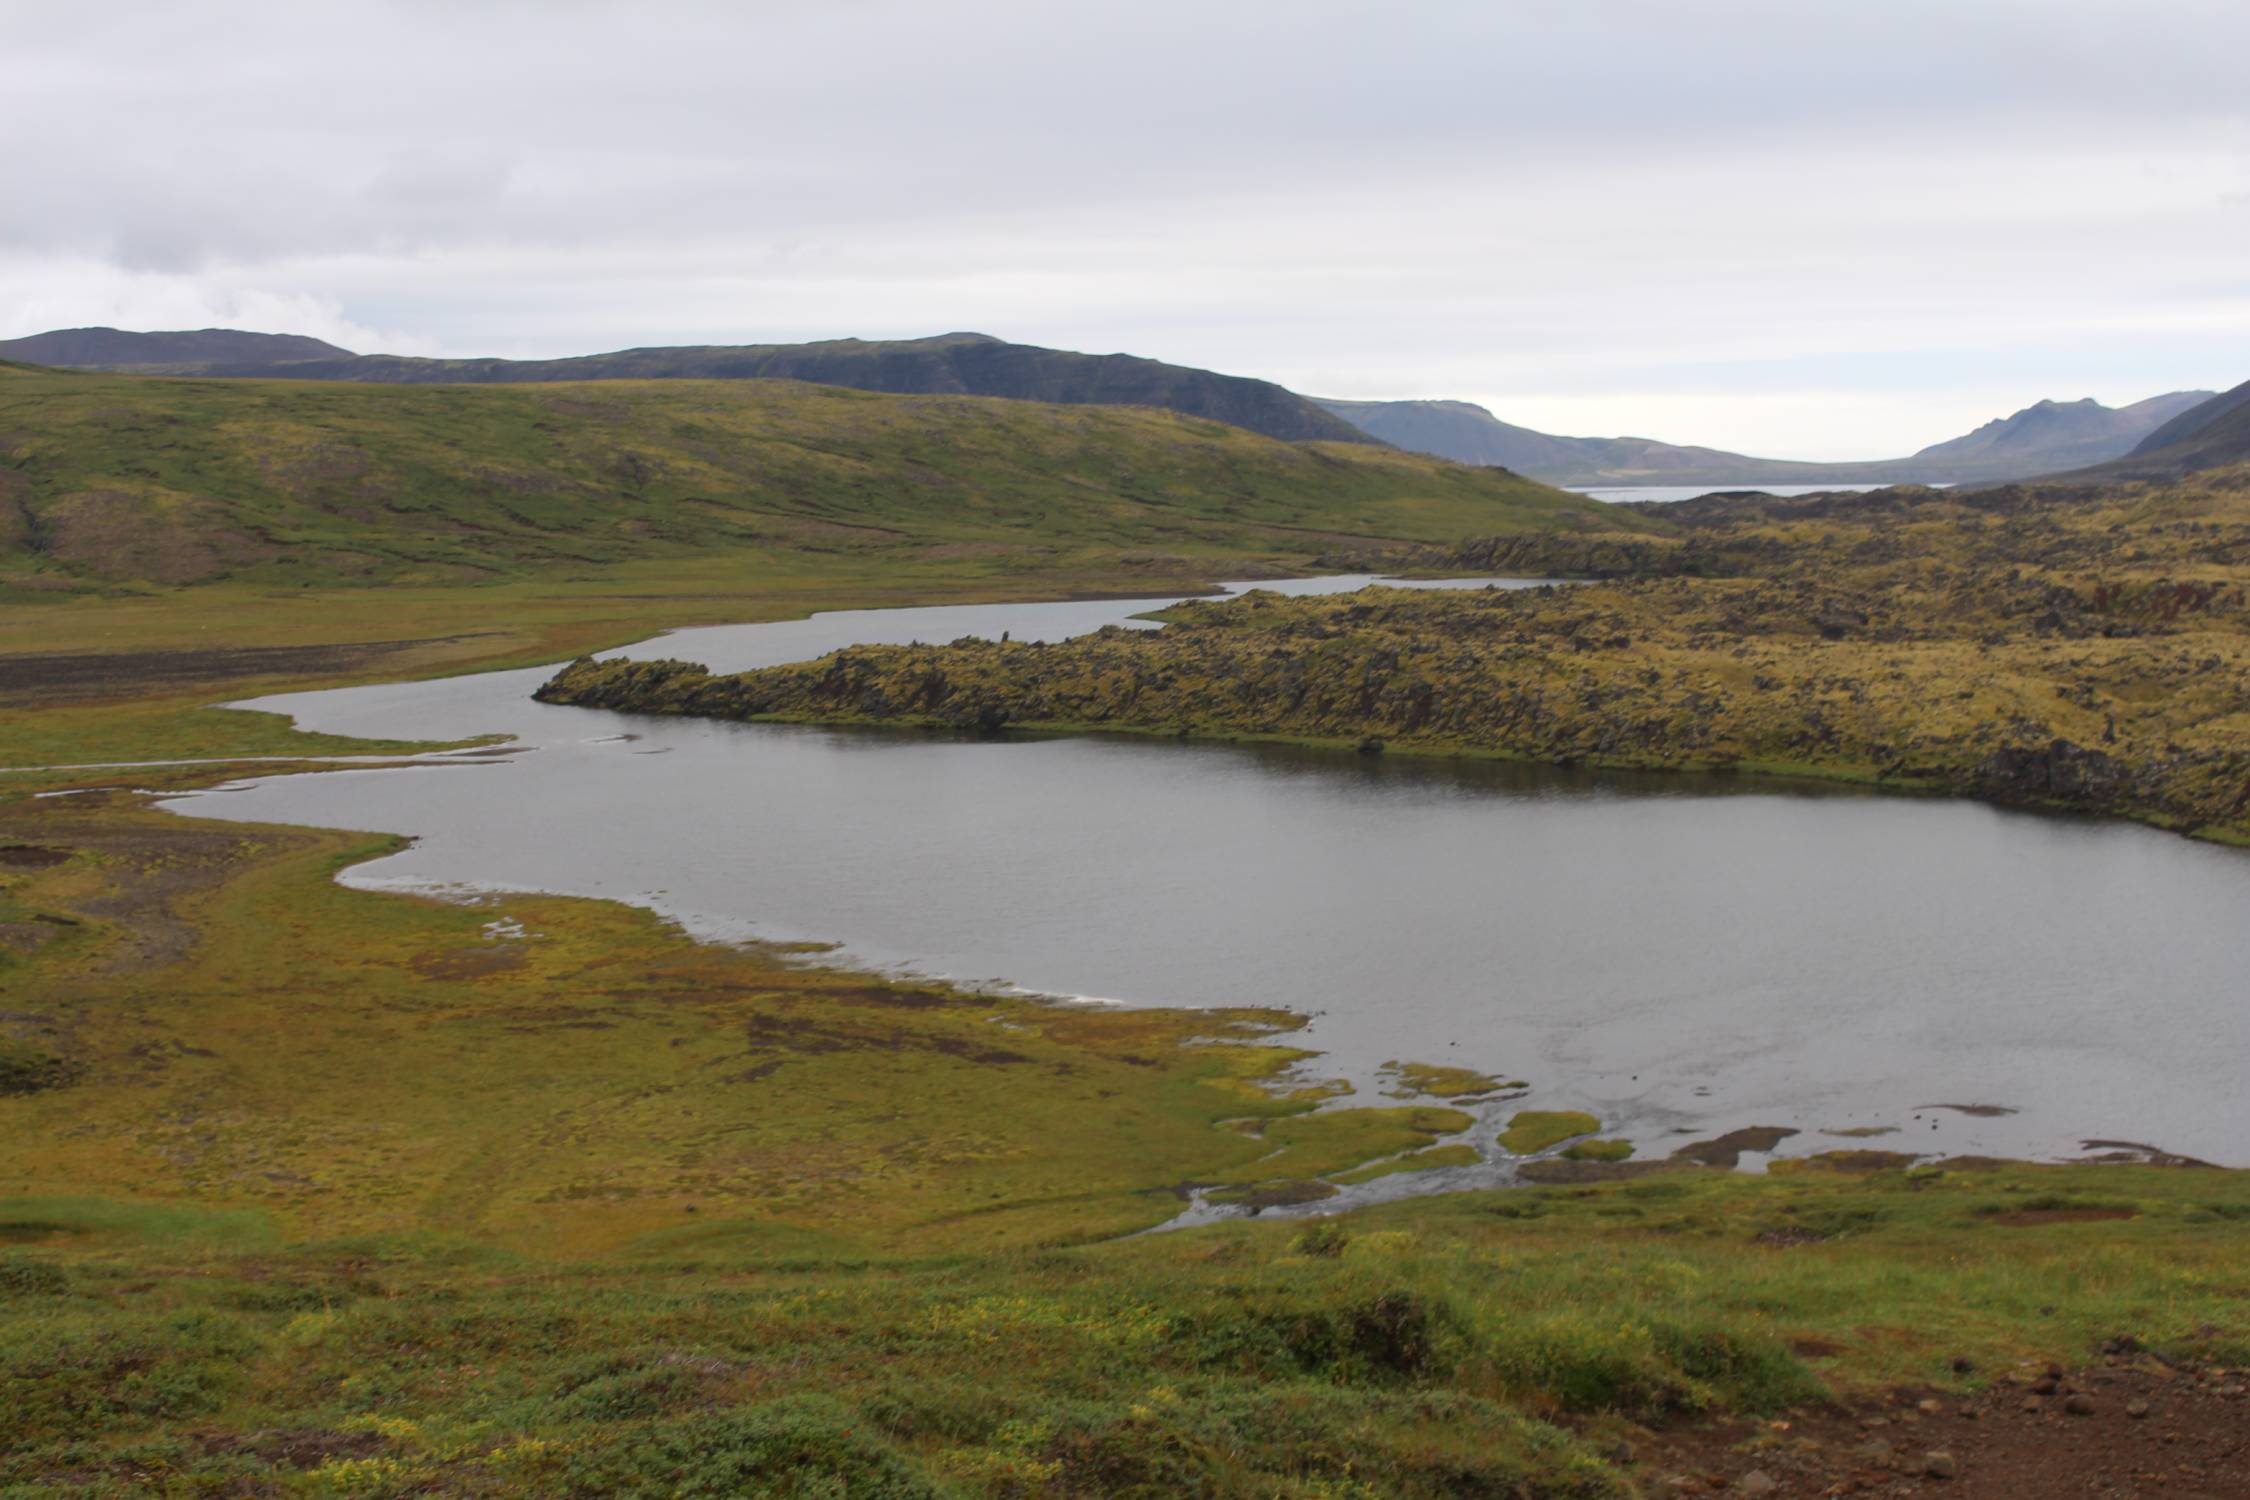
[541, 468, 2250, 842]
[5, 1158, 2245, 1497]
[6, 373, 2248, 1494]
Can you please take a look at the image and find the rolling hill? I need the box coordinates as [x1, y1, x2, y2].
[0, 368, 1628, 590]
[0, 328, 1373, 446]
[1317, 391, 2216, 487]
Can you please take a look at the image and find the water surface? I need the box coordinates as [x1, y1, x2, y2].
[167, 576, 2250, 1172]
[1568, 482, 1893, 504]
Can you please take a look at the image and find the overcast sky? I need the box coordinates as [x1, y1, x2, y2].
[4, 1, 2246, 459]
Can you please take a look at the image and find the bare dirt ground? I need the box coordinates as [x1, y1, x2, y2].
[1, 792, 316, 973]
[1643, 1351, 2250, 1497]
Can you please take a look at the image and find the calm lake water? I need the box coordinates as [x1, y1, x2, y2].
[1569, 482, 1890, 504]
[166, 576, 2250, 1175]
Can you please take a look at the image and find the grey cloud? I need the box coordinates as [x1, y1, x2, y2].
[2, 0, 2246, 456]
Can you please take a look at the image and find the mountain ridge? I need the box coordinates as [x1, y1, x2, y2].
[0, 326, 352, 373]
[0, 327, 1375, 447]
[1316, 390, 2219, 487]
[2046, 378, 2250, 482]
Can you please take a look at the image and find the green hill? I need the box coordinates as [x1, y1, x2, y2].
[0, 328, 1374, 446]
[0, 369, 1624, 589]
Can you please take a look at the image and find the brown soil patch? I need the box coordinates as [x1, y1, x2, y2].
[2078, 1140, 2216, 1168]
[0, 920, 69, 956]
[41, 489, 274, 585]
[1985, 1207, 2137, 1227]
[198, 1427, 388, 1470]
[1672, 1126, 1800, 1168]
[0, 634, 495, 705]
[1641, 1356, 2250, 1498]
[0, 798, 315, 974]
[0, 844, 71, 867]
[412, 946, 529, 981]
[1805, 1151, 1922, 1172]
[820, 984, 971, 1010]
[1518, 1157, 1680, 1185]
[1215, 1178, 1339, 1211]
[1755, 1226, 1832, 1248]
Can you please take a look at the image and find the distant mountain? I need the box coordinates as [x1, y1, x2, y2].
[0, 328, 1373, 446]
[0, 327, 352, 374]
[1317, 391, 2217, 487]
[1314, 398, 1848, 487]
[2050, 378, 2250, 482]
[1907, 392, 2213, 472]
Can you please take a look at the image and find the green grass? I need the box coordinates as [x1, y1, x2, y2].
[1561, 1139, 1636, 1164]
[1500, 1112, 1603, 1155]
[0, 369, 1631, 590]
[1, 1163, 2243, 1497]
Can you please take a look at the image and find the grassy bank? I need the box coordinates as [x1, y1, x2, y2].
[0, 773, 1502, 1258]
[0, 550, 1281, 766]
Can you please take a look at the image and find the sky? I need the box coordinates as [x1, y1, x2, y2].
[3, 1, 2247, 460]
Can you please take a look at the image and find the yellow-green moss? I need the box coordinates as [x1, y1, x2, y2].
[1500, 1111, 1602, 1155]
[1560, 1138, 1635, 1163]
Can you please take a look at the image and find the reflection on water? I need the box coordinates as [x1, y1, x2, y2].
[167, 577, 2250, 1169]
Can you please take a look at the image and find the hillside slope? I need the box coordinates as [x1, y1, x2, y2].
[2058, 378, 2250, 481]
[0, 370, 1624, 589]
[1319, 391, 2215, 487]
[0, 328, 1373, 446]
[1907, 391, 2212, 470]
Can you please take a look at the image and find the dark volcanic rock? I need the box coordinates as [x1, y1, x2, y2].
[1969, 739, 2135, 810]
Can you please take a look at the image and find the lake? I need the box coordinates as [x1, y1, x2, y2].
[165, 576, 2250, 1180]
[1568, 482, 1895, 504]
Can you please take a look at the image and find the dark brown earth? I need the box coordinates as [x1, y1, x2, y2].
[1984, 1207, 2138, 1227]
[0, 635, 494, 705]
[0, 792, 321, 973]
[1640, 1352, 2250, 1497]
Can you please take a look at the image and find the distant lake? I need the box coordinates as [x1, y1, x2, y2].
[167, 577, 2250, 1191]
[1569, 482, 1892, 504]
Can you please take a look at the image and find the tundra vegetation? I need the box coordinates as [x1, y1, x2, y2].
[2, 371, 2247, 1495]
[541, 469, 2250, 844]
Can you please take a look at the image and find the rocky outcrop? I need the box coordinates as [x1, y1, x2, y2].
[540, 480, 2250, 843]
